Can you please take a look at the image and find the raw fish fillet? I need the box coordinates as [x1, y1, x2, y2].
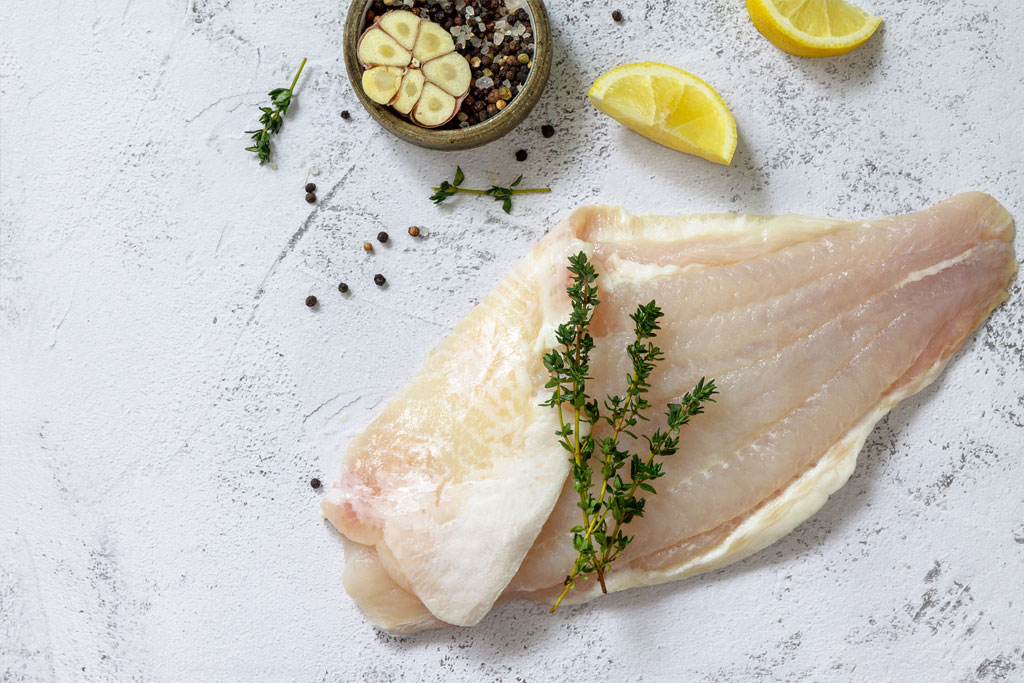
[321, 193, 1016, 632]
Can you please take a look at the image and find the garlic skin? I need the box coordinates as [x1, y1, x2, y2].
[357, 11, 471, 128]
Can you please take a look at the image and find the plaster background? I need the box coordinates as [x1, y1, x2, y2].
[2, 0, 1022, 681]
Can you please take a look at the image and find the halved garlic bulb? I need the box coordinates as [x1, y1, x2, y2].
[413, 83, 457, 128]
[357, 11, 472, 128]
[362, 66, 404, 105]
[412, 22, 455, 63]
[357, 28, 410, 68]
[378, 10, 419, 50]
[421, 52, 472, 98]
[391, 68, 426, 115]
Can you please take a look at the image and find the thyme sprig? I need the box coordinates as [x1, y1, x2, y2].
[245, 58, 307, 165]
[542, 252, 717, 613]
[429, 166, 551, 213]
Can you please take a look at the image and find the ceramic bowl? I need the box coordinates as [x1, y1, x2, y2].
[343, 0, 551, 150]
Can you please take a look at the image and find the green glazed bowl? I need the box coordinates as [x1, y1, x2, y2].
[343, 0, 551, 150]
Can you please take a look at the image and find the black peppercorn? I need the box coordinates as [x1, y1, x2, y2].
[338, 282, 349, 293]
[304, 182, 316, 193]
[542, 124, 555, 138]
[515, 149, 528, 162]
[377, 231, 389, 243]
[612, 9, 623, 21]
[341, 110, 351, 119]
[374, 273, 386, 286]
[305, 295, 318, 308]
[305, 192, 316, 203]
[310, 477, 321, 489]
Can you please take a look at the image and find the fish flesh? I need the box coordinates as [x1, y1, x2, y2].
[321, 192, 1016, 632]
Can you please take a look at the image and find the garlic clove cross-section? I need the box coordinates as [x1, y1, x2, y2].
[413, 83, 457, 128]
[392, 69, 426, 115]
[362, 66, 405, 105]
[357, 27, 411, 68]
[412, 22, 455, 63]
[378, 10, 420, 50]
[421, 52, 472, 98]
[357, 11, 472, 128]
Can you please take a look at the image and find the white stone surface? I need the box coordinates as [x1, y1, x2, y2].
[2, 0, 1023, 680]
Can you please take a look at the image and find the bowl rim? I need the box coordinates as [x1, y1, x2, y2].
[343, 0, 551, 150]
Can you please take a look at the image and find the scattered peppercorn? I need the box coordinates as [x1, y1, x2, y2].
[374, 273, 386, 286]
[338, 282, 349, 293]
[542, 124, 555, 138]
[304, 182, 316, 193]
[363, 241, 373, 252]
[341, 110, 351, 119]
[515, 149, 528, 162]
[310, 477, 321, 489]
[305, 192, 316, 204]
[408, 225, 421, 237]
[377, 231, 389, 243]
[305, 295, 318, 308]
[612, 10, 623, 21]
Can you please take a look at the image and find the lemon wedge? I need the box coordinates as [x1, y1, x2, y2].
[588, 62, 737, 166]
[746, 0, 882, 57]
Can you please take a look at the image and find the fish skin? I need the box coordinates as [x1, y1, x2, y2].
[322, 192, 1017, 632]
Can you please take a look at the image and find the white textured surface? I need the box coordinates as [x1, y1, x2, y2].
[2, 0, 1023, 681]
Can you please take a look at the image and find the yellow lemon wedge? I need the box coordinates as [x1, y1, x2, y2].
[746, 0, 882, 57]
[588, 62, 737, 166]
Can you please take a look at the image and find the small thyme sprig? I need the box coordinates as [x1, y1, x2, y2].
[245, 58, 307, 165]
[429, 166, 551, 213]
[542, 252, 717, 613]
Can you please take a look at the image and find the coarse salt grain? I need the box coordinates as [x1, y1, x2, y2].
[475, 76, 494, 89]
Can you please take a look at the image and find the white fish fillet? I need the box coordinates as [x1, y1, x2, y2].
[321, 192, 1017, 632]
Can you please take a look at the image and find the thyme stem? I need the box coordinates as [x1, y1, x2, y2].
[429, 167, 551, 213]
